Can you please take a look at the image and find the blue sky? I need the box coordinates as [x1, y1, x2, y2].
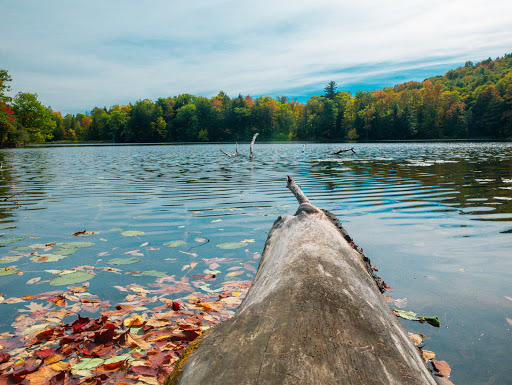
[2, 0, 511, 114]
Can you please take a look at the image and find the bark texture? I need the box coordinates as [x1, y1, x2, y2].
[172, 203, 436, 385]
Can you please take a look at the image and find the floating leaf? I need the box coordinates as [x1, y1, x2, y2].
[216, 242, 248, 250]
[133, 270, 167, 278]
[423, 316, 441, 327]
[0, 255, 23, 264]
[0, 267, 19, 276]
[226, 271, 244, 278]
[121, 231, 146, 237]
[422, 350, 436, 362]
[108, 257, 140, 265]
[26, 277, 41, 285]
[50, 272, 95, 286]
[164, 240, 187, 248]
[408, 333, 422, 345]
[30, 254, 68, 263]
[13, 246, 31, 251]
[394, 309, 440, 327]
[506, 318, 512, 327]
[0, 237, 24, 244]
[432, 360, 451, 378]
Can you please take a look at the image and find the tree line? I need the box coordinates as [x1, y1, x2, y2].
[1, 54, 511, 147]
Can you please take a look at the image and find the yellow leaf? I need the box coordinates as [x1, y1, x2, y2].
[124, 315, 145, 328]
[422, 350, 436, 362]
[196, 302, 213, 311]
[50, 361, 70, 371]
[408, 333, 422, 345]
[232, 291, 241, 297]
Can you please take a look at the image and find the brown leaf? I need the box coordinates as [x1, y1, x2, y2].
[431, 360, 451, 378]
[73, 230, 87, 236]
[506, 318, 512, 327]
[131, 365, 157, 377]
[381, 281, 393, 291]
[19, 365, 56, 385]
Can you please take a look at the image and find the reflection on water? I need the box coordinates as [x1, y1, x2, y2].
[0, 142, 511, 384]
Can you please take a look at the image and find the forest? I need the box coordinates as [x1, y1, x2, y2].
[1, 54, 511, 147]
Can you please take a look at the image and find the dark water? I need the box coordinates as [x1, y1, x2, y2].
[0, 142, 511, 384]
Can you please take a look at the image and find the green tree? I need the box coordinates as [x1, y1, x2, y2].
[0, 69, 13, 103]
[324, 81, 338, 100]
[12, 92, 55, 143]
[175, 104, 199, 141]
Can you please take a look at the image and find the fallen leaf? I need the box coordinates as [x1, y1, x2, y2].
[422, 350, 436, 362]
[431, 360, 451, 378]
[50, 272, 95, 286]
[506, 318, 512, 327]
[164, 240, 187, 248]
[216, 242, 248, 250]
[408, 333, 422, 345]
[121, 230, 146, 237]
[108, 257, 141, 265]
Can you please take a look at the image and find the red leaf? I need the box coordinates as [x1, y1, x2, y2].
[35, 348, 56, 359]
[94, 327, 115, 344]
[171, 301, 181, 311]
[0, 353, 10, 365]
[73, 230, 86, 236]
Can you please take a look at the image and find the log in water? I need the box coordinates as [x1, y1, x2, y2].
[167, 179, 436, 385]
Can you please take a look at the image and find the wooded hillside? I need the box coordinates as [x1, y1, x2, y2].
[1, 54, 511, 147]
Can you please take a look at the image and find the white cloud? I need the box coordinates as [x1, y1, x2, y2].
[2, 0, 511, 113]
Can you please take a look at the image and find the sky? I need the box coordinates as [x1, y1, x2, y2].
[2, 0, 512, 115]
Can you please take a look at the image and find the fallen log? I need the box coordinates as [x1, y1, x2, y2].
[166, 177, 436, 385]
[332, 147, 356, 155]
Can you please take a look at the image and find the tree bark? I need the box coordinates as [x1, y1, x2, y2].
[169, 178, 436, 385]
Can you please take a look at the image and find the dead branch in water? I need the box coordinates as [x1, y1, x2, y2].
[331, 147, 356, 155]
[249, 133, 259, 161]
[3, 191, 24, 202]
[219, 143, 239, 157]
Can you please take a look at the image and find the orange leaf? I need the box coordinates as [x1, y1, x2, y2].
[432, 360, 451, 378]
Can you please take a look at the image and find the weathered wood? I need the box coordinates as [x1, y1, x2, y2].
[250, 133, 259, 160]
[332, 147, 356, 155]
[170, 178, 436, 385]
[286, 175, 310, 205]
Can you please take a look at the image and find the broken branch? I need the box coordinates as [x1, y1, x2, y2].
[286, 176, 310, 205]
[331, 148, 356, 155]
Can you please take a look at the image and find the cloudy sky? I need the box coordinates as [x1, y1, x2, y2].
[2, 0, 511, 114]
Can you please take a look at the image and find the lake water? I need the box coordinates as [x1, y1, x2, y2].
[0, 142, 511, 384]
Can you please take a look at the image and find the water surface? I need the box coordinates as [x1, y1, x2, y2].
[0, 142, 511, 384]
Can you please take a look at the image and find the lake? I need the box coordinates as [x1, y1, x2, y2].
[0, 142, 511, 384]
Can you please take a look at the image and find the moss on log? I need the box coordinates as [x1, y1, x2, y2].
[168, 181, 436, 384]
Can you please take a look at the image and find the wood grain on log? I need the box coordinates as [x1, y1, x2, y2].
[169, 178, 436, 385]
